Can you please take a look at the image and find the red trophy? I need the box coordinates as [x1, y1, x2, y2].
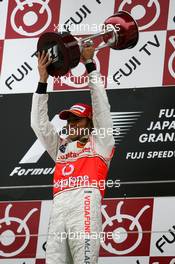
[37, 11, 139, 77]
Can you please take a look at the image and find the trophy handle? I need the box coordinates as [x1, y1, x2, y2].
[80, 10, 139, 51]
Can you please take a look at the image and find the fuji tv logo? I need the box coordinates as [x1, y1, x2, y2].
[0, 204, 38, 257]
[101, 201, 150, 255]
[118, 0, 161, 31]
[10, 0, 52, 37]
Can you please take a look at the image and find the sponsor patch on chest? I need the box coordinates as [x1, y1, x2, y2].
[59, 147, 92, 160]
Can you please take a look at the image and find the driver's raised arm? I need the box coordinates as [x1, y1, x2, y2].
[30, 51, 61, 162]
[81, 47, 115, 159]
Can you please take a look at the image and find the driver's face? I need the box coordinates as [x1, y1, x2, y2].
[67, 114, 91, 140]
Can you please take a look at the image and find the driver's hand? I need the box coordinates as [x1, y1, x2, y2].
[38, 51, 52, 83]
[81, 46, 95, 62]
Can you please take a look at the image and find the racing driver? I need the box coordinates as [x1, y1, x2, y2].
[31, 46, 115, 264]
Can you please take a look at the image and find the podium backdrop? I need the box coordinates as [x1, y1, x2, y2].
[0, 1, 175, 263]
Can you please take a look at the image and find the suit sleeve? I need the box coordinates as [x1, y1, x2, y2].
[31, 93, 61, 162]
[89, 70, 115, 159]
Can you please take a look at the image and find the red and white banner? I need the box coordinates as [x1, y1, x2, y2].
[0, 0, 175, 94]
[0, 197, 175, 263]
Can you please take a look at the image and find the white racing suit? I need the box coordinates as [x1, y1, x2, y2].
[31, 71, 115, 264]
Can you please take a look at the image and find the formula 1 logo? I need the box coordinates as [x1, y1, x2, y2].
[17, 111, 141, 166]
[115, 0, 169, 31]
[100, 199, 153, 256]
[6, 0, 61, 38]
[0, 202, 40, 258]
[111, 111, 142, 145]
[19, 115, 65, 164]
